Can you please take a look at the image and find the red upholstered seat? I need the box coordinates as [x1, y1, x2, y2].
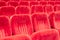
[32, 13, 50, 32]
[0, 16, 12, 37]
[44, 5, 53, 13]
[30, 1, 39, 6]
[0, 1, 6, 7]
[20, 0, 36, 2]
[11, 14, 33, 35]
[19, 1, 29, 6]
[8, 1, 18, 7]
[54, 5, 60, 11]
[0, 6, 15, 17]
[55, 1, 60, 5]
[10, 0, 19, 2]
[31, 29, 59, 40]
[1, 0, 10, 2]
[0, 34, 31, 40]
[31, 5, 44, 14]
[40, 1, 47, 5]
[48, 1, 55, 5]
[16, 6, 30, 14]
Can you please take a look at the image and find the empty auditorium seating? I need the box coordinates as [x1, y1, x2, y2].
[0, 6, 15, 17]
[0, 0, 60, 40]
[19, 1, 29, 6]
[0, 1, 6, 7]
[32, 13, 50, 32]
[8, 1, 18, 7]
[0, 34, 31, 40]
[11, 15, 33, 35]
[31, 5, 44, 13]
[0, 16, 12, 37]
[31, 29, 59, 40]
[16, 6, 30, 14]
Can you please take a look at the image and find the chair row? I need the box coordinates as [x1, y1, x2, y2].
[0, 1, 60, 7]
[0, 0, 60, 2]
[0, 13, 60, 37]
[0, 6, 60, 17]
[0, 29, 59, 40]
[0, 14, 50, 37]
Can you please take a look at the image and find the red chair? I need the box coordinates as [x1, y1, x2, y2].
[11, 14, 33, 35]
[0, 6, 15, 17]
[20, 0, 36, 2]
[10, 0, 19, 2]
[16, 6, 30, 14]
[1, 0, 10, 2]
[50, 12, 60, 28]
[0, 36, 13, 40]
[0, 1, 6, 7]
[0, 16, 12, 37]
[49, 11, 60, 40]
[31, 5, 44, 14]
[49, 13, 55, 28]
[44, 5, 53, 14]
[0, 34, 31, 40]
[49, 12, 60, 28]
[55, 1, 60, 5]
[54, 5, 60, 11]
[13, 34, 31, 40]
[54, 13, 60, 28]
[19, 1, 29, 6]
[8, 1, 18, 7]
[37, 0, 44, 1]
[32, 13, 50, 32]
[40, 1, 48, 5]
[37, 0, 49, 1]
[30, 1, 39, 6]
[31, 29, 59, 40]
[48, 1, 55, 6]
[55, 0, 60, 1]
